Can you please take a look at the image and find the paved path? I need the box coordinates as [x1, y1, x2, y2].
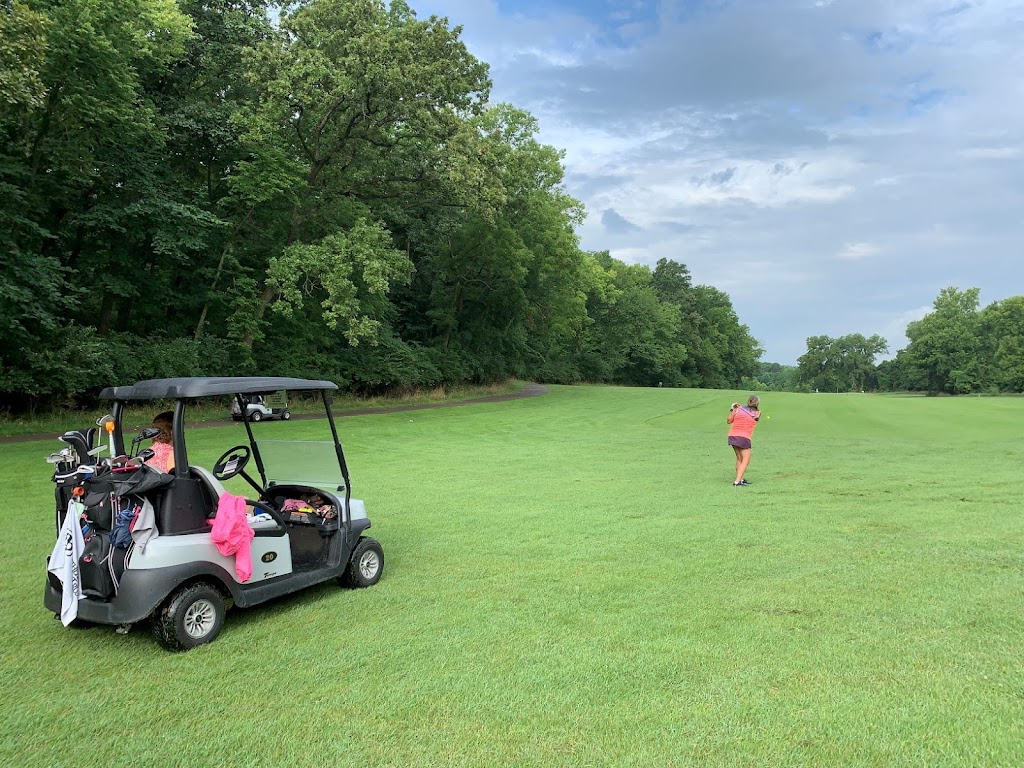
[0, 384, 550, 445]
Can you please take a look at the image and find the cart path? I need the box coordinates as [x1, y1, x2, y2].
[0, 384, 550, 445]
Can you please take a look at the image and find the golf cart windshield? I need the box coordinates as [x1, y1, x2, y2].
[99, 377, 347, 491]
[258, 440, 346, 493]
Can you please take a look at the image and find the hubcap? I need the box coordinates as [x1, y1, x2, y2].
[183, 598, 217, 639]
[358, 550, 380, 580]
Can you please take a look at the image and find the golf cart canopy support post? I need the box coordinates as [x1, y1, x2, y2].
[235, 393, 268, 488]
[323, 392, 351, 489]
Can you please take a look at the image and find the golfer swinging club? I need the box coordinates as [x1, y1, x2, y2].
[727, 395, 761, 486]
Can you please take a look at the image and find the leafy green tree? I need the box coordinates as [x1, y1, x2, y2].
[650, 258, 692, 305]
[686, 285, 761, 387]
[754, 362, 800, 391]
[903, 287, 982, 394]
[229, 0, 492, 350]
[402, 105, 589, 382]
[979, 296, 1024, 392]
[569, 253, 683, 386]
[798, 333, 886, 391]
[267, 217, 412, 345]
[797, 336, 838, 391]
[0, 0, 196, 403]
[0, 2, 49, 108]
[650, 258, 760, 388]
[152, 0, 278, 341]
[835, 333, 888, 391]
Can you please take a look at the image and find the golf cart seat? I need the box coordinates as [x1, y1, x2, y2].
[156, 473, 214, 535]
[190, 465, 226, 505]
[188, 465, 281, 532]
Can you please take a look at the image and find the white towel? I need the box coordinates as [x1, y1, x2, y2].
[48, 500, 85, 626]
[130, 497, 159, 552]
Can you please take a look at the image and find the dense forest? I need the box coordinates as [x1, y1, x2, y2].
[0, 0, 763, 409]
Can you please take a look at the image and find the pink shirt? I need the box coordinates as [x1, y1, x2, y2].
[150, 441, 174, 473]
[210, 493, 254, 582]
[728, 407, 760, 440]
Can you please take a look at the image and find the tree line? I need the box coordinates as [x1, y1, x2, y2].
[772, 287, 1024, 395]
[0, 0, 761, 409]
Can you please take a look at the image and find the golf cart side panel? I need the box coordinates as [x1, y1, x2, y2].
[44, 562, 242, 625]
[232, 565, 350, 607]
[128, 530, 293, 585]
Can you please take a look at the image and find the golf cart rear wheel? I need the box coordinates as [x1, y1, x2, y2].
[281, 410, 291, 420]
[152, 582, 226, 651]
[340, 537, 384, 588]
[250, 410, 262, 422]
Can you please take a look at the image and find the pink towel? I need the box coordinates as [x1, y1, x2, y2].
[210, 492, 255, 582]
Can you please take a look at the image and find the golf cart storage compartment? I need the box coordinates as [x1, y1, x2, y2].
[157, 477, 210, 534]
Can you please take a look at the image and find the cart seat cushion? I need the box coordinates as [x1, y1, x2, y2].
[189, 465, 226, 503]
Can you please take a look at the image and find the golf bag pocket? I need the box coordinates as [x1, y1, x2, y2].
[83, 491, 114, 530]
[81, 476, 117, 530]
[80, 532, 115, 598]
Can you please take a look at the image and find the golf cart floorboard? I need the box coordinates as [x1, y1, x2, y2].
[237, 566, 344, 608]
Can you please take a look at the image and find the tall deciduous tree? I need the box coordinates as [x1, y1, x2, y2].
[903, 287, 982, 394]
[0, 0, 195, 400]
[797, 333, 887, 391]
[978, 296, 1024, 392]
[229, 0, 492, 350]
[0, 2, 48, 108]
[401, 104, 589, 382]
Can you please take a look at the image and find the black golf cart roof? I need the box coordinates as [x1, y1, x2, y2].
[99, 377, 338, 401]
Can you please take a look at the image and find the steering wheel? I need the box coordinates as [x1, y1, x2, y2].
[212, 445, 251, 480]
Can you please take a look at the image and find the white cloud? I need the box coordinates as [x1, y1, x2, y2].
[414, 0, 1024, 363]
[959, 146, 1022, 159]
[838, 242, 881, 261]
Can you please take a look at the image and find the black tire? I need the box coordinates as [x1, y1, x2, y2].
[281, 410, 291, 421]
[152, 582, 226, 651]
[250, 410, 262, 422]
[339, 537, 384, 588]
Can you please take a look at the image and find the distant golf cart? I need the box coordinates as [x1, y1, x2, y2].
[231, 391, 290, 422]
[44, 377, 383, 651]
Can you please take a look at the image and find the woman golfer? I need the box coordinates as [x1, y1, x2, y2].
[727, 396, 760, 486]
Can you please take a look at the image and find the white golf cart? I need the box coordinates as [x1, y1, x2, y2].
[230, 391, 290, 422]
[44, 377, 383, 651]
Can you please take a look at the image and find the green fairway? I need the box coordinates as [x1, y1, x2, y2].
[3, 386, 1023, 766]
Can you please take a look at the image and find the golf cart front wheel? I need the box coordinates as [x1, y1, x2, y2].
[250, 410, 262, 422]
[340, 537, 384, 588]
[281, 410, 291, 420]
[152, 582, 226, 651]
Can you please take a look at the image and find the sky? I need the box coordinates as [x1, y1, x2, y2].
[408, 0, 1024, 364]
